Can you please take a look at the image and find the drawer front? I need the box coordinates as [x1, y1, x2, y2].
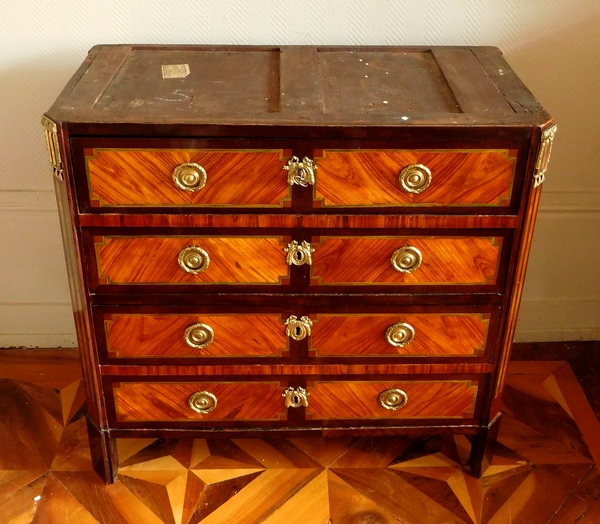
[314, 149, 516, 207]
[103, 313, 288, 359]
[307, 379, 479, 420]
[92, 236, 290, 286]
[312, 236, 503, 286]
[113, 381, 287, 422]
[311, 313, 491, 358]
[85, 148, 291, 207]
[95, 306, 498, 362]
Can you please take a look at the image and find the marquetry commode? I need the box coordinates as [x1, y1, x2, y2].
[43, 45, 555, 483]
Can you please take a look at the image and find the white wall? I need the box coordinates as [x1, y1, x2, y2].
[1, 0, 599, 346]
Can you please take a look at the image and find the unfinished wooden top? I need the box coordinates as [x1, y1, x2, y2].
[46, 45, 551, 127]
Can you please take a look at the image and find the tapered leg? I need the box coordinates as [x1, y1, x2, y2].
[86, 416, 119, 484]
[469, 413, 502, 478]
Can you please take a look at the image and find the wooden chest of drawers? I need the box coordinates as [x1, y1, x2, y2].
[43, 45, 555, 483]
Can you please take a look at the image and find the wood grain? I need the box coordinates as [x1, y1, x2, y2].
[47, 46, 552, 126]
[113, 382, 287, 422]
[104, 314, 288, 358]
[79, 213, 520, 229]
[314, 150, 515, 207]
[100, 363, 494, 377]
[492, 157, 545, 411]
[53, 147, 108, 431]
[306, 380, 479, 420]
[86, 149, 291, 207]
[312, 236, 502, 285]
[311, 313, 490, 357]
[94, 236, 289, 285]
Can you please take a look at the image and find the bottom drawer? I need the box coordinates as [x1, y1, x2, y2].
[110, 376, 483, 425]
[113, 381, 288, 422]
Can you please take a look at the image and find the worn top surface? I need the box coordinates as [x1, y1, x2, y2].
[46, 45, 551, 127]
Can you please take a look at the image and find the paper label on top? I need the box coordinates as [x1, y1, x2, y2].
[161, 64, 190, 79]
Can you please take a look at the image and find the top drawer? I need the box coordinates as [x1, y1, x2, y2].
[72, 139, 523, 212]
[75, 143, 292, 209]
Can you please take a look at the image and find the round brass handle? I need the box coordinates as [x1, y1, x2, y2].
[379, 388, 408, 410]
[173, 162, 207, 192]
[188, 391, 217, 414]
[184, 322, 214, 349]
[385, 322, 415, 347]
[391, 245, 422, 273]
[178, 246, 210, 274]
[399, 164, 432, 194]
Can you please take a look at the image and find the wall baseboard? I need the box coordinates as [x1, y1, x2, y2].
[514, 327, 600, 342]
[0, 304, 76, 348]
[515, 299, 600, 342]
[0, 335, 77, 348]
[538, 191, 600, 213]
[1, 191, 599, 347]
[0, 191, 57, 212]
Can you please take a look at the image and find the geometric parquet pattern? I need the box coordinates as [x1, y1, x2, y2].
[1, 347, 600, 524]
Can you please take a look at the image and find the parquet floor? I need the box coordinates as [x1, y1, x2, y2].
[1, 345, 600, 524]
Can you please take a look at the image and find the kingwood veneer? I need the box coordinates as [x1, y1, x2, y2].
[43, 45, 555, 483]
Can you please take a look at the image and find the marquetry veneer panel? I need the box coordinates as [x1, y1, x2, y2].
[104, 314, 288, 358]
[314, 150, 516, 207]
[86, 149, 291, 207]
[312, 236, 503, 285]
[113, 381, 287, 422]
[93, 236, 289, 285]
[311, 313, 490, 357]
[307, 380, 479, 420]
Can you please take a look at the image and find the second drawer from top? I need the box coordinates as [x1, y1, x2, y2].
[86, 230, 511, 294]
